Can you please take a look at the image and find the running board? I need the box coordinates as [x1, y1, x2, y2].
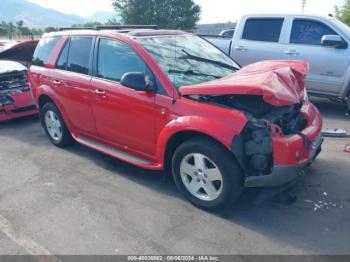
[75, 135, 153, 165]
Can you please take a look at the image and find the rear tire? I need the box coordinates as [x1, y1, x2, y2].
[172, 137, 243, 210]
[40, 102, 73, 148]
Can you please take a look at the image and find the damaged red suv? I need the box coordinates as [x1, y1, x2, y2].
[29, 28, 323, 209]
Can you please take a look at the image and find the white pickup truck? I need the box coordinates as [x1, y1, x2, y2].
[204, 14, 350, 111]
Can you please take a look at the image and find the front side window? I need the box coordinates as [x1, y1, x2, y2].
[97, 38, 146, 82]
[32, 36, 60, 66]
[242, 18, 284, 42]
[137, 35, 239, 88]
[67, 37, 93, 75]
[290, 19, 337, 45]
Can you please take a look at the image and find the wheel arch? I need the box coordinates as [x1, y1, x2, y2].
[157, 116, 245, 177]
[38, 94, 55, 109]
[37, 91, 73, 132]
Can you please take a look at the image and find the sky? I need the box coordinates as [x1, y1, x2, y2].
[27, 0, 345, 23]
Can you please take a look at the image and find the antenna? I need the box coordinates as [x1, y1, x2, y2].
[301, 0, 306, 14]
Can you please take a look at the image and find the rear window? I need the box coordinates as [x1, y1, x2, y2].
[32, 36, 60, 66]
[67, 37, 93, 75]
[242, 18, 284, 42]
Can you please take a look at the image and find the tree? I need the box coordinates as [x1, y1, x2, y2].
[335, 0, 350, 26]
[112, 0, 201, 30]
[44, 26, 58, 33]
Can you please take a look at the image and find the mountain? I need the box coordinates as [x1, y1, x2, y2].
[87, 11, 116, 23]
[0, 0, 88, 28]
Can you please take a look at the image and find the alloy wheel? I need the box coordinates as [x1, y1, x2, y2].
[180, 153, 223, 201]
[44, 110, 63, 142]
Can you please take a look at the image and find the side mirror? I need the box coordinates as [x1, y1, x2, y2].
[321, 35, 348, 49]
[121, 72, 156, 92]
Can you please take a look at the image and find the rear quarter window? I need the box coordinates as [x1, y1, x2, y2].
[32, 36, 60, 66]
[242, 18, 284, 42]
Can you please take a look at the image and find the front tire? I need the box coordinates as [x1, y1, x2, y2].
[172, 137, 243, 210]
[40, 102, 73, 148]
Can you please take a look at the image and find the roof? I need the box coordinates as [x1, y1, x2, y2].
[241, 13, 335, 20]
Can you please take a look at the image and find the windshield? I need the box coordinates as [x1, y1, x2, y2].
[137, 34, 240, 88]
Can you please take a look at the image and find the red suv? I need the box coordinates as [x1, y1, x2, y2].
[29, 27, 323, 209]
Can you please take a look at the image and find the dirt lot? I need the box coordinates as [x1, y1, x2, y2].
[0, 98, 349, 255]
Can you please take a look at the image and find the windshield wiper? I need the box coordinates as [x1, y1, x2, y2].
[168, 69, 222, 79]
[180, 49, 238, 71]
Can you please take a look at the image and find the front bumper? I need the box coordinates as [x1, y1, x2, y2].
[244, 134, 323, 187]
[0, 92, 38, 121]
[244, 102, 323, 188]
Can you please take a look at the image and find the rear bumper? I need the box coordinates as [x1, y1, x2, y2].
[244, 102, 323, 188]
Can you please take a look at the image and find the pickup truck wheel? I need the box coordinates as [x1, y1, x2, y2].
[40, 103, 73, 148]
[172, 137, 243, 210]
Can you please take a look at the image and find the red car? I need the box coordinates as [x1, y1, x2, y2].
[29, 27, 323, 209]
[0, 40, 38, 121]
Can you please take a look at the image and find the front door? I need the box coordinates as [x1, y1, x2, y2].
[90, 38, 157, 158]
[284, 18, 350, 95]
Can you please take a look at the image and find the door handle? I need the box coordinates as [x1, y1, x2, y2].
[234, 46, 247, 51]
[284, 50, 300, 55]
[52, 80, 62, 85]
[95, 89, 106, 96]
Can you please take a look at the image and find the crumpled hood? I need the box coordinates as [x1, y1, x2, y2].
[180, 60, 309, 107]
[0, 40, 38, 63]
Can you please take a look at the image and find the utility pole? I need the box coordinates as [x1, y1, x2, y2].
[302, 0, 307, 14]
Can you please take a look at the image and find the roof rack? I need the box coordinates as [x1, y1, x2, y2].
[58, 25, 158, 31]
[58, 27, 95, 31]
[96, 25, 158, 30]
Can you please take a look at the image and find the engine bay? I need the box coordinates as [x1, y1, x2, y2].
[189, 94, 308, 176]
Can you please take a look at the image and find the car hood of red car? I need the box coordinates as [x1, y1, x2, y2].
[0, 40, 38, 63]
[179, 60, 309, 107]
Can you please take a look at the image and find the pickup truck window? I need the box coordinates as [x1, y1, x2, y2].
[290, 19, 337, 45]
[138, 35, 239, 88]
[97, 38, 146, 82]
[242, 18, 284, 42]
[67, 37, 93, 75]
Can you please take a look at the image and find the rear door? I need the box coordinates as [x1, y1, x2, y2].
[283, 18, 350, 95]
[50, 36, 97, 136]
[90, 38, 157, 158]
[231, 17, 286, 66]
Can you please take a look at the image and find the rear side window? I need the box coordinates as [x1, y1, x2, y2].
[97, 38, 146, 82]
[242, 18, 284, 42]
[67, 37, 93, 75]
[290, 19, 337, 45]
[32, 36, 60, 66]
